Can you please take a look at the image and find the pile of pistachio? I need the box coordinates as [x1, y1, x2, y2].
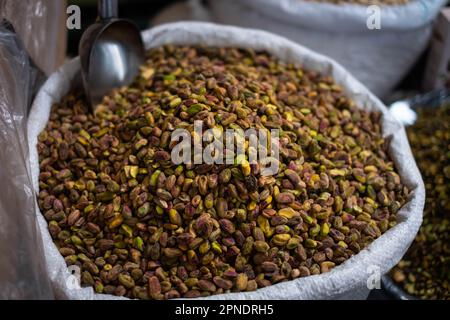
[391, 105, 449, 300]
[304, 0, 410, 5]
[38, 45, 409, 299]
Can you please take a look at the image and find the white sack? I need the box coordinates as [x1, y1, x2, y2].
[28, 22, 425, 300]
[209, 0, 447, 98]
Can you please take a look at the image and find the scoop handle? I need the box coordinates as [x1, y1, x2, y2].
[98, 0, 118, 20]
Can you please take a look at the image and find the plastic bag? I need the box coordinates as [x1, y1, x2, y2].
[0, 21, 53, 300]
[28, 22, 425, 300]
[209, 0, 447, 98]
[0, 0, 67, 76]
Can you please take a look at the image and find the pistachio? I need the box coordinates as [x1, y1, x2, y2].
[213, 276, 233, 290]
[278, 207, 299, 219]
[271, 234, 291, 246]
[275, 192, 295, 204]
[198, 279, 216, 292]
[118, 274, 135, 289]
[148, 276, 162, 300]
[236, 273, 248, 291]
[254, 241, 270, 253]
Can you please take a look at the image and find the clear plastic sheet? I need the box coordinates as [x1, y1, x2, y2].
[0, 21, 53, 299]
[0, 0, 67, 76]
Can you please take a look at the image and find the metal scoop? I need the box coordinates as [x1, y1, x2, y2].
[79, 0, 144, 110]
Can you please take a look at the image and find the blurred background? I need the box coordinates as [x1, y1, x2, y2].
[65, 0, 184, 55]
[66, 0, 450, 100]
